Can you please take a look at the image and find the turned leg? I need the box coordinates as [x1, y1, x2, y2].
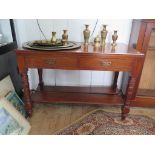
[121, 58, 144, 120]
[38, 68, 44, 90]
[121, 76, 136, 120]
[113, 72, 119, 90]
[21, 69, 32, 117]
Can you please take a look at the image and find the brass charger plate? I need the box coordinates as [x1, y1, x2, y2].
[22, 41, 81, 51]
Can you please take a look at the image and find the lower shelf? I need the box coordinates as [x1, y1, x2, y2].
[36, 85, 120, 94]
[31, 86, 124, 105]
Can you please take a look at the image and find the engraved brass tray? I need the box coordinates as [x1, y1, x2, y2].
[22, 40, 81, 51]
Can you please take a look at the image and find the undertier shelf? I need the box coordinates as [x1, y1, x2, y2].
[31, 86, 124, 105]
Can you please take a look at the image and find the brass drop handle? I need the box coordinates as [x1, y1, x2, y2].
[100, 61, 112, 67]
[45, 59, 56, 65]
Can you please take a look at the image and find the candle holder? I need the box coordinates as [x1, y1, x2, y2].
[83, 25, 90, 45]
[61, 30, 68, 46]
[111, 30, 118, 47]
[101, 25, 108, 46]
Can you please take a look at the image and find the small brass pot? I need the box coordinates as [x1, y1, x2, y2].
[94, 35, 100, 48]
[51, 32, 57, 45]
[62, 30, 68, 46]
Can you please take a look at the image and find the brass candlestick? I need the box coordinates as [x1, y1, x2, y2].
[94, 35, 100, 48]
[101, 25, 108, 46]
[61, 30, 68, 46]
[111, 30, 118, 47]
[83, 25, 90, 45]
[51, 32, 57, 45]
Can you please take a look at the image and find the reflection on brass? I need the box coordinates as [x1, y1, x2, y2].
[111, 30, 118, 47]
[83, 25, 90, 45]
[62, 30, 68, 46]
[51, 32, 57, 45]
[101, 25, 108, 46]
[100, 61, 112, 67]
[94, 35, 100, 47]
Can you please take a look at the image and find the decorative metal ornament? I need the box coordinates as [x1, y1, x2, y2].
[83, 25, 90, 45]
[61, 30, 68, 46]
[51, 32, 57, 45]
[22, 41, 81, 51]
[94, 35, 100, 47]
[101, 25, 108, 46]
[111, 30, 118, 47]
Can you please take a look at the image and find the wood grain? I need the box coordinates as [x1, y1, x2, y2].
[29, 103, 99, 135]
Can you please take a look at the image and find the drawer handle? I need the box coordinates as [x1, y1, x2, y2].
[100, 61, 112, 67]
[45, 59, 56, 65]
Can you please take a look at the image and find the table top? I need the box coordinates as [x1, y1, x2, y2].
[17, 43, 143, 57]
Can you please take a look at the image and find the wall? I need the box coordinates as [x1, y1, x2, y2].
[14, 19, 132, 89]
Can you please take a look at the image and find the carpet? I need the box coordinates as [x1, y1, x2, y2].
[56, 109, 155, 135]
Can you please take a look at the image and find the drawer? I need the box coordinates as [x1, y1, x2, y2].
[25, 55, 78, 69]
[79, 57, 133, 71]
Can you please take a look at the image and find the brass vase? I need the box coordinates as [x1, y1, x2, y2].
[51, 32, 57, 45]
[101, 25, 108, 46]
[62, 30, 68, 46]
[111, 30, 118, 47]
[83, 25, 90, 45]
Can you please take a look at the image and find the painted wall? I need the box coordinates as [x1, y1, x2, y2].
[13, 19, 132, 89]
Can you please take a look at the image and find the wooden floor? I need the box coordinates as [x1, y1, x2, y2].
[29, 103, 155, 135]
[29, 103, 100, 135]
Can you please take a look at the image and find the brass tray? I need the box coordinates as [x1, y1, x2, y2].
[22, 40, 81, 51]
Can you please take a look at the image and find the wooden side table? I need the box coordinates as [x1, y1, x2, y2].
[16, 43, 144, 120]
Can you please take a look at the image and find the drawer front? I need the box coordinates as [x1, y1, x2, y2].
[79, 57, 133, 71]
[25, 55, 78, 69]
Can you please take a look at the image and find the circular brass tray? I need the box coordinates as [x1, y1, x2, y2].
[22, 41, 81, 51]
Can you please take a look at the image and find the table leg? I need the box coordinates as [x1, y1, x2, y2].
[21, 69, 32, 117]
[121, 57, 143, 120]
[38, 69, 44, 90]
[121, 76, 136, 120]
[113, 72, 119, 90]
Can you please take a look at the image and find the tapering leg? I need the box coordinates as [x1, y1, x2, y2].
[38, 68, 44, 90]
[21, 69, 32, 116]
[121, 57, 144, 120]
[113, 72, 119, 90]
[121, 77, 136, 120]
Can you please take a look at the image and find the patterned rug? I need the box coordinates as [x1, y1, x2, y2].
[56, 109, 155, 135]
